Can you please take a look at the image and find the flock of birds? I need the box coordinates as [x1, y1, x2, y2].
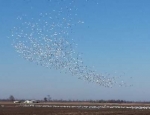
[11, 0, 127, 87]
[21, 104, 150, 110]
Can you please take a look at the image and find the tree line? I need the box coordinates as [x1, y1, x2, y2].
[0, 95, 150, 103]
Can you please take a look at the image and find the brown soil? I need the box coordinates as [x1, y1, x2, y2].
[1, 107, 150, 115]
[1, 102, 150, 115]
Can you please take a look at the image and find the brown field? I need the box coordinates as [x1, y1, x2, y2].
[1, 102, 150, 115]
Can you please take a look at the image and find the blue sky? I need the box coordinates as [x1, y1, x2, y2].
[0, 0, 150, 101]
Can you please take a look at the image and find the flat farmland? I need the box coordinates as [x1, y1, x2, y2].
[1, 102, 150, 115]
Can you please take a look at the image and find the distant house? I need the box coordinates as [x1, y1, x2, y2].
[24, 100, 33, 104]
[31, 100, 39, 103]
[23, 100, 39, 104]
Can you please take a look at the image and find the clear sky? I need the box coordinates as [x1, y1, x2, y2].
[0, 0, 150, 101]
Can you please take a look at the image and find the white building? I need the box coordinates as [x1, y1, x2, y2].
[24, 100, 33, 104]
[23, 100, 39, 104]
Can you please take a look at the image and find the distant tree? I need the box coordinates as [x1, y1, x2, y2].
[9, 95, 15, 101]
[47, 95, 51, 101]
[44, 97, 47, 102]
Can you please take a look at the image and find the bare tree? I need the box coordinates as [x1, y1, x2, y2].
[44, 97, 47, 102]
[47, 95, 51, 101]
[9, 95, 15, 101]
